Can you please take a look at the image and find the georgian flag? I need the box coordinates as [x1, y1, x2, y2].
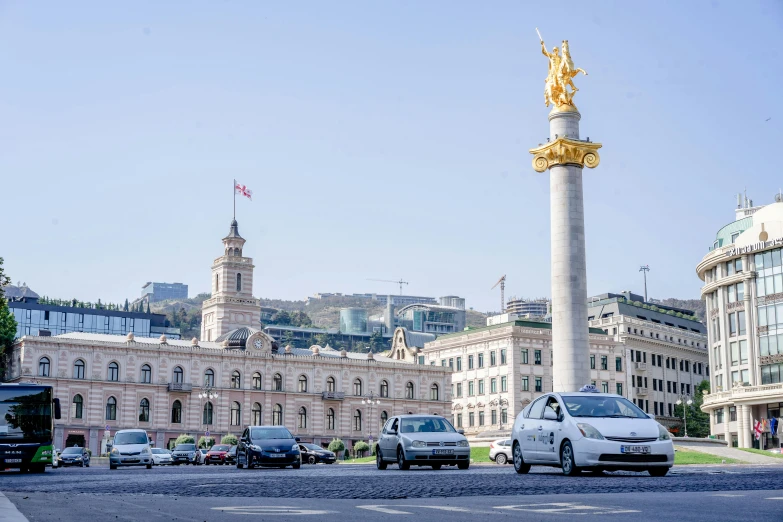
[753, 420, 763, 440]
[234, 180, 252, 200]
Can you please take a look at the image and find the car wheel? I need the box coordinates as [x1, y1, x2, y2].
[80, 461, 84, 468]
[110, 464, 117, 470]
[512, 441, 530, 474]
[496, 453, 508, 465]
[205, 461, 209, 465]
[308, 455, 317, 465]
[648, 467, 670, 477]
[292, 462, 301, 469]
[146, 463, 152, 469]
[560, 441, 580, 476]
[457, 461, 470, 470]
[431, 464, 442, 470]
[376, 449, 387, 470]
[236, 457, 244, 469]
[397, 447, 410, 470]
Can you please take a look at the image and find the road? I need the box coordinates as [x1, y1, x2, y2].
[3, 463, 783, 521]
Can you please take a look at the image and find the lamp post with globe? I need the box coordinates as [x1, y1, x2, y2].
[362, 391, 382, 446]
[198, 379, 219, 445]
[676, 396, 693, 437]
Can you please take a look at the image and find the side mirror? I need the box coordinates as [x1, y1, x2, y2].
[647, 413, 656, 420]
[388, 429, 397, 435]
[295, 437, 301, 442]
[53, 398, 62, 420]
[457, 429, 465, 435]
[543, 409, 558, 421]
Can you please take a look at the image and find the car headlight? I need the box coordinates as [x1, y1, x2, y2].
[75, 456, 82, 460]
[658, 423, 671, 441]
[141, 447, 151, 454]
[456, 440, 469, 447]
[411, 440, 426, 448]
[291, 444, 299, 452]
[111, 448, 119, 455]
[250, 444, 262, 452]
[577, 423, 605, 440]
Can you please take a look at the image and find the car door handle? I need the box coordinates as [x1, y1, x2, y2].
[538, 426, 543, 431]
[520, 424, 524, 429]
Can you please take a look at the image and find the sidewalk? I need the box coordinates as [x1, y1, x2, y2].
[677, 444, 783, 464]
[0, 492, 28, 522]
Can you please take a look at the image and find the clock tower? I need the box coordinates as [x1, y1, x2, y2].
[200, 219, 261, 342]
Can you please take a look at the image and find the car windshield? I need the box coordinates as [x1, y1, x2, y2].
[399, 417, 456, 433]
[562, 395, 648, 418]
[114, 432, 148, 445]
[174, 444, 196, 451]
[251, 427, 293, 440]
[228, 446, 237, 454]
[211, 445, 229, 452]
[304, 444, 322, 451]
[151, 448, 165, 454]
[62, 447, 82, 454]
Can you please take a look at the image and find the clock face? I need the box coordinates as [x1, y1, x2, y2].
[253, 338, 263, 349]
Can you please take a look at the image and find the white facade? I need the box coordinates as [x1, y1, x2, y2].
[699, 199, 783, 449]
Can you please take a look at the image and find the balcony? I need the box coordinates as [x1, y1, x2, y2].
[635, 387, 648, 397]
[167, 382, 192, 392]
[634, 362, 647, 371]
[322, 391, 345, 401]
[702, 382, 783, 408]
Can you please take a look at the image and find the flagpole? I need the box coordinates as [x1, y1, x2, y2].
[233, 179, 236, 220]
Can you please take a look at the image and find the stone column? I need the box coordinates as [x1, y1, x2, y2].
[737, 404, 749, 448]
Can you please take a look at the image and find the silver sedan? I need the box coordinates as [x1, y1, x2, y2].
[375, 415, 471, 470]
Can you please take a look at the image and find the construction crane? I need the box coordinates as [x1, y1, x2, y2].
[368, 278, 409, 295]
[491, 275, 506, 313]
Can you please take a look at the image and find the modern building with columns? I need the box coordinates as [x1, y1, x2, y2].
[699, 196, 783, 449]
[3, 219, 452, 454]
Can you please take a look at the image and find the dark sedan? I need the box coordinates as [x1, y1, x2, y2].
[58, 447, 90, 467]
[225, 445, 237, 465]
[236, 426, 301, 469]
[299, 443, 336, 465]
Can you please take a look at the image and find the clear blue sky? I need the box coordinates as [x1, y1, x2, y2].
[1, 1, 781, 312]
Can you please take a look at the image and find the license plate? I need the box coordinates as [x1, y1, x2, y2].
[269, 454, 286, 458]
[431, 449, 454, 455]
[4, 459, 22, 463]
[620, 445, 650, 454]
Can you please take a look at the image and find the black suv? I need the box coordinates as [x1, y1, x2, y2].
[236, 426, 301, 469]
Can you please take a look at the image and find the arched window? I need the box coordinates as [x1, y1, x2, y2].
[73, 359, 85, 379]
[252, 403, 262, 425]
[430, 383, 439, 401]
[298, 375, 308, 393]
[353, 378, 362, 396]
[139, 398, 150, 422]
[203, 402, 213, 425]
[107, 362, 119, 382]
[171, 400, 182, 423]
[272, 404, 283, 426]
[231, 370, 241, 389]
[273, 373, 283, 391]
[380, 380, 389, 398]
[326, 408, 335, 430]
[326, 376, 335, 392]
[72, 394, 83, 419]
[173, 366, 184, 384]
[353, 409, 362, 431]
[38, 357, 50, 377]
[106, 396, 117, 421]
[298, 407, 307, 429]
[236, 273, 242, 292]
[230, 401, 241, 426]
[405, 381, 414, 399]
[380, 410, 388, 430]
[140, 364, 152, 384]
[252, 372, 262, 390]
[204, 369, 215, 387]
[215, 274, 219, 293]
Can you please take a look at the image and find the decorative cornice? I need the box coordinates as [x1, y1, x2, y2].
[529, 137, 602, 173]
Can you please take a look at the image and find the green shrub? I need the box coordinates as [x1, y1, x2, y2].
[175, 434, 195, 446]
[328, 438, 345, 453]
[198, 436, 215, 449]
[221, 434, 238, 446]
[354, 441, 370, 453]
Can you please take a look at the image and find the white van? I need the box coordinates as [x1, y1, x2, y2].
[109, 429, 153, 470]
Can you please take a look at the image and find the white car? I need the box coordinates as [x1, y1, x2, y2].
[489, 439, 512, 465]
[151, 448, 172, 465]
[511, 386, 674, 476]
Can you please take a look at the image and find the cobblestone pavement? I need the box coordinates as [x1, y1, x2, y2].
[2, 463, 783, 499]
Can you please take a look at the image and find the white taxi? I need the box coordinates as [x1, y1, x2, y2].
[511, 385, 674, 476]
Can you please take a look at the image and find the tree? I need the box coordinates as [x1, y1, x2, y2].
[327, 438, 345, 454]
[145, 301, 151, 314]
[123, 298, 129, 312]
[313, 332, 331, 347]
[369, 331, 383, 352]
[0, 258, 17, 376]
[281, 330, 296, 348]
[174, 434, 195, 446]
[353, 441, 370, 457]
[673, 379, 710, 438]
[271, 310, 292, 325]
[198, 436, 215, 449]
[221, 434, 238, 445]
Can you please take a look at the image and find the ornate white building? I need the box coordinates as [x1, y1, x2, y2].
[4, 219, 452, 453]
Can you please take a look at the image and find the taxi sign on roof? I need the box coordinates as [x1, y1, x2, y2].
[579, 384, 600, 393]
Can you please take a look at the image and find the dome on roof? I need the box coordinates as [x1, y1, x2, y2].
[340, 349, 347, 358]
[126, 332, 134, 342]
[215, 326, 261, 349]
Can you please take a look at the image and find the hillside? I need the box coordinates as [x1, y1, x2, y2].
[658, 298, 706, 323]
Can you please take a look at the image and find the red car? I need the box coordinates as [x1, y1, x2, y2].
[205, 444, 231, 465]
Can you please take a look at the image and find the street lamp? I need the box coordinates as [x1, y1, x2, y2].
[198, 378, 219, 443]
[361, 391, 382, 444]
[675, 396, 693, 437]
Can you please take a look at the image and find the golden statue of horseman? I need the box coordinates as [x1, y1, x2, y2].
[538, 29, 587, 110]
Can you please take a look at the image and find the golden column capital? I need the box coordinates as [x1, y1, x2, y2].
[529, 137, 602, 173]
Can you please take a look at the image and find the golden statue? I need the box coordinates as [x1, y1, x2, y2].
[538, 31, 587, 110]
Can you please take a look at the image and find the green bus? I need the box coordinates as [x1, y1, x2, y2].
[1, 383, 61, 472]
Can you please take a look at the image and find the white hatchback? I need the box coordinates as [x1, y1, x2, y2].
[511, 387, 674, 476]
[151, 448, 172, 465]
